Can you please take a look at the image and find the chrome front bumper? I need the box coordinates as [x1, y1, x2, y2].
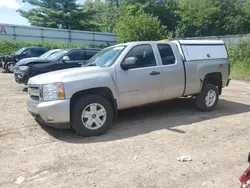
[27, 97, 71, 125]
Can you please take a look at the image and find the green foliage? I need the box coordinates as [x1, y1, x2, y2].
[124, 0, 179, 34]
[19, 0, 250, 38]
[18, 0, 99, 30]
[0, 40, 89, 54]
[228, 39, 250, 80]
[175, 0, 250, 37]
[83, 1, 122, 32]
[115, 10, 167, 42]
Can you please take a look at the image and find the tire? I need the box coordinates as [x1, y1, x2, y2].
[5, 62, 14, 73]
[195, 84, 219, 112]
[71, 95, 114, 137]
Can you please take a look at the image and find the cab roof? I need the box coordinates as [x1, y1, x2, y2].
[114, 39, 225, 46]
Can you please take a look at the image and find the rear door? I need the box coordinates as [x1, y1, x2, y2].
[156, 43, 185, 100]
[60, 50, 85, 69]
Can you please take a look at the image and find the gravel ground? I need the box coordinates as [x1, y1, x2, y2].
[0, 69, 250, 188]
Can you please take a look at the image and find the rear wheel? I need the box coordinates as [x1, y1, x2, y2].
[5, 62, 14, 73]
[195, 84, 219, 111]
[71, 95, 114, 137]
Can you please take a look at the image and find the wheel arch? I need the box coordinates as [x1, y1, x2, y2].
[5, 62, 15, 72]
[70, 87, 118, 122]
[202, 72, 222, 95]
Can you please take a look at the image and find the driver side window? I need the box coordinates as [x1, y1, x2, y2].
[22, 49, 32, 57]
[124, 45, 156, 69]
[67, 51, 84, 61]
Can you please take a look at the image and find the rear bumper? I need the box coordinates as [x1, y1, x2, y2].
[27, 97, 71, 128]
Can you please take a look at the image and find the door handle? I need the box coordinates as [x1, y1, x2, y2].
[150, 71, 160, 76]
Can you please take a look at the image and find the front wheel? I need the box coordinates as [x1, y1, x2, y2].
[5, 62, 15, 73]
[71, 95, 114, 137]
[195, 84, 219, 111]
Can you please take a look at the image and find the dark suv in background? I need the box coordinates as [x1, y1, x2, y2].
[1, 47, 48, 73]
[14, 48, 101, 85]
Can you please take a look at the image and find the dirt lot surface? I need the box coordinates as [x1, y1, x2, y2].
[0, 70, 250, 188]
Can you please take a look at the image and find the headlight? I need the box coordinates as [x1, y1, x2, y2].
[41, 82, 65, 102]
[19, 66, 29, 71]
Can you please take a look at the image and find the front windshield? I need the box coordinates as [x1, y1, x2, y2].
[47, 50, 69, 61]
[84, 46, 126, 67]
[39, 50, 60, 59]
[15, 48, 26, 55]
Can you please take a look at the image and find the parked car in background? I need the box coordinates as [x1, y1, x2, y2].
[14, 48, 101, 85]
[2, 47, 48, 73]
[27, 40, 231, 137]
[26, 49, 62, 61]
[13, 49, 61, 84]
[0, 54, 8, 68]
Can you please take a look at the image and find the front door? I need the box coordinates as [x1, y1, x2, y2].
[116, 44, 162, 109]
[59, 50, 85, 70]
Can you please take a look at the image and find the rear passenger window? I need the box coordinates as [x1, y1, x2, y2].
[33, 49, 46, 56]
[68, 51, 85, 61]
[157, 44, 175, 65]
[85, 50, 98, 60]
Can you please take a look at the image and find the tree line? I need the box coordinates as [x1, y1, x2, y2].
[19, 0, 250, 42]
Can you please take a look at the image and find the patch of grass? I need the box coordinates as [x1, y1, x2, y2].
[230, 59, 250, 81]
[228, 38, 250, 81]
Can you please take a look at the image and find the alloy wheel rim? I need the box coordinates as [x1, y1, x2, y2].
[205, 90, 217, 107]
[81, 103, 107, 130]
[8, 64, 13, 72]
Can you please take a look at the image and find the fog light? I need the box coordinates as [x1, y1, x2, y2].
[46, 116, 54, 122]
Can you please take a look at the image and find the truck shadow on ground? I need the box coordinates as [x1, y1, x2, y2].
[40, 98, 250, 143]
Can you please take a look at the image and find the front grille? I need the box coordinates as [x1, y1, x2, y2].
[28, 84, 41, 101]
[31, 96, 39, 101]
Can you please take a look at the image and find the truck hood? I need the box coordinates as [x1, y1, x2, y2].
[16, 58, 49, 66]
[28, 66, 105, 85]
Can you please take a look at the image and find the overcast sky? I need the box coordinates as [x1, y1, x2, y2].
[0, 0, 84, 26]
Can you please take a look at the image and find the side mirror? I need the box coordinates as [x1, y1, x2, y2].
[62, 56, 70, 62]
[121, 57, 137, 70]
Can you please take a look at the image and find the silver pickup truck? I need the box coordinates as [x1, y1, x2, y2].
[27, 40, 230, 136]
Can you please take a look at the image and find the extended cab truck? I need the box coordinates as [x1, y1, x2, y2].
[27, 40, 230, 137]
[14, 48, 101, 85]
[2, 47, 48, 73]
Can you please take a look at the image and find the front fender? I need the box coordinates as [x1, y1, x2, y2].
[64, 72, 118, 100]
